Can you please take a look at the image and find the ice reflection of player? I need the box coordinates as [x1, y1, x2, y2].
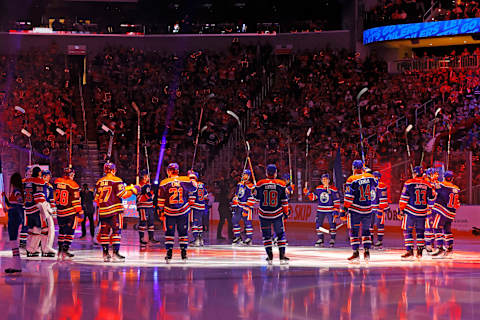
[232, 269, 256, 319]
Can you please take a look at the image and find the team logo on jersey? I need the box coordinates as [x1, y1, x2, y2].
[320, 192, 330, 203]
[238, 187, 245, 199]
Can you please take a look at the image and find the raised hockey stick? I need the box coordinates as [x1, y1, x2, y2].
[21, 129, 32, 166]
[305, 127, 312, 189]
[447, 121, 452, 170]
[191, 105, 205, 170]
[144, 139, 150, 176]
[430, 107, 442, 166]
[227, 110, 256, 183]
[101, 124, 115, 162]
[405, 124, 414, 174]
[356, 87, 368, 164]
[288, 137, 293, 183]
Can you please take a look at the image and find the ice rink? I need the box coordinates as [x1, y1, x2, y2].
[1, 226, 480, 319]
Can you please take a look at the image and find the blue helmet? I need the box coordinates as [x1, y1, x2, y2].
[167, 163, 179, 176]
[444, 170, 454, 181]
[282, 173, 290, 181]
[352, 160, 363, 170]
[413, 166, 424, 177]
[321, 173, 330, 180]
[42, 169, 51, 177]
[104, 162, 116, 174]
[243, 169, 251, 176]
[266, 164, 277, 177]
[373, 171, 381, 179]
[426, 168, 435, 176]
[193, 171, 199, 180]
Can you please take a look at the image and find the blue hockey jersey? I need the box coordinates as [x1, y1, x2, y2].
[344, 173, 378, 215]
[254, 179, 289, 219]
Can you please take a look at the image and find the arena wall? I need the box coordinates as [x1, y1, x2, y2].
[0, 31, 351, 54]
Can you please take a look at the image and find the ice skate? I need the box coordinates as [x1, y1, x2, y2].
[432, 247, 445, 258]
[165, 249, 173, 264]
[364, 248, 370, 262]
[416, 247, 424, 260]
[444, 246, 453, 258]
[348, 250, 360, 263]
[232, 237, 242, 245]
[315, 239, 324, 247]
[112, 251, 125, 262]
[243, 238, 252, 246]
[181, 249, 188, 263]
[401, 249, 415, 261]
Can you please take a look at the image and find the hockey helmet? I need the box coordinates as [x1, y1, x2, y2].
[321, 173, 330, 180]
[413, 166, 424, 177]
[166, 163, 179, 177]
[64, 166, 75, 177]
[104, 162, 116, 174]
[352, 160, 363, 171]
[425, 168, 435, 177]
[373, 171, 381, 179]
[444, 170, 454, 181]
[41, 169, 51, 177]
[282, 173, 290, 181]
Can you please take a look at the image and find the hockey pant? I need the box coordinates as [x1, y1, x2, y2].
[26, 211, 43, 253]
[99, 214, 123, 251]
[58, 215, 78, 251]
[138, 208, 155, 241]
[424, 214, 436, 247]
[39, 201, 56, 253]
[259, 215, 287, 256]
[401, 214, 426, 250]
[316, 211, 336, 241]
[192, 209, 205, 239]
[347, 212, 372, 250]
[432, 213, 454, 248]
[369, 209, 385, 242]
[165, 213, 189, 250]
[232, 207, 253, 240]
[7, 206, 23, 269]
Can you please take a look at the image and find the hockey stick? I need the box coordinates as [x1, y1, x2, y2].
[227, 110, 255, 176]
[144, 139, 150, 176]
[191, 105, 205, 170]
[356, 87, 368, 164]
[317, 226, 330, 234]
[101, 124, 115, 162]
[447, 122, 452, 170]
[132, 102, 141, 184]
[288, 137, 293, 183]
[305, 127, 312, 189]
[21, 129, 32, 166]
[430, 107, 442, 166]
[56, 128, 69, 168]
[405, 124, 414, 174]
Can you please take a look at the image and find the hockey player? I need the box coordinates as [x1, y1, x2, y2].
[136, 169, 158, 247]
[95, 163, 137, 262]
[190, 171, 208, 247]
[254, 164, 290, 265]
[18, 167, 31, 250]
[370, 171, 389, 249]
[40, 170, 56, 257]
[23, 166, 47, 257]
[424, 168, 439, 253]
[303, 173, 339, 247]
[431, 171, 460, 258]
[399, 166, 436, 260]
[231, 170, 255, 246]
[157, 163, 197, 263]
[54, 167, 83, 260]
[3, 172, 24, 273]
[344, 160, 378, 262]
